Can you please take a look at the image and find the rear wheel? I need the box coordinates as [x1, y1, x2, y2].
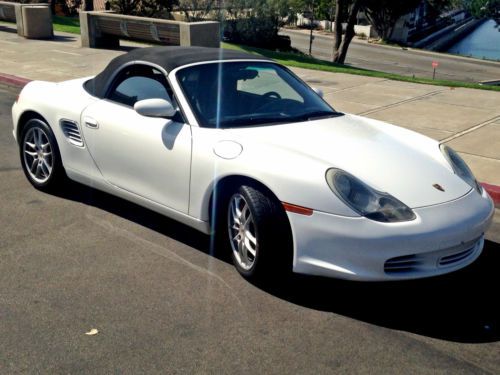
[20, 118, 65, 191]
[225, 185, 292, 281]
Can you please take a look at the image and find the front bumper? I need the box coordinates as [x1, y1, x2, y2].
[289, 188, 495, 281]
[12, 100, 20, 143]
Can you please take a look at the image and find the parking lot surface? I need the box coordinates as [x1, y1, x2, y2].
[1, 84, 500, 374]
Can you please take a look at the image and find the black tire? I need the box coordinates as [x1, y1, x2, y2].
[19, 118, 65, 191]
[223, 184, 292, 281]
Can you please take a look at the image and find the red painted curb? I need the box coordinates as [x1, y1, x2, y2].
[482, 182, 500, 208]
[0, 73, 32, 88]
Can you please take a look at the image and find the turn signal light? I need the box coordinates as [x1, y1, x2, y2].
[282, 202, 313, 216]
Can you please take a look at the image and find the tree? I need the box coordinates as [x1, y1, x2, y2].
[463, 0, 500, 18]
[222, 0, 297, 48]
[332, 0, 362, 64]
[331, 0, 456, 63]
[361, 0, 422, 40]
[111, 0, 178, 17]
[110, 0, 140, 15]
[178, 0, 217, 21]
[141, 0, 179, 17]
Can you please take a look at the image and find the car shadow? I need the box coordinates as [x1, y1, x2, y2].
[257, 244, 500, 344]
[51, 179, 499, 344]
[51, 179, 214, 259]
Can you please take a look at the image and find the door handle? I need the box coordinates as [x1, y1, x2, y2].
[84, 117, 99, 129]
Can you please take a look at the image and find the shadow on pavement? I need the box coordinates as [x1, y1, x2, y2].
[0, 25, 77, 42]
[258, 243, 500, 344]
[52, 34, 77, 43]
[0, 24, 17, 34]
[50, 179, 213, 257]
[51, 179, 499, 344]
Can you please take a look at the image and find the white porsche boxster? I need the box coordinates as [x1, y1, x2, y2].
[12, 46, 494, 281]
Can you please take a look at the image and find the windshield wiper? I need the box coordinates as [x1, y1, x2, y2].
[215, 116, 293, 127]
[292, 110, 343, 122]
[211, 111, 343, 128]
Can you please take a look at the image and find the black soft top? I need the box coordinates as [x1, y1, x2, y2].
[85, 46, 271, 98]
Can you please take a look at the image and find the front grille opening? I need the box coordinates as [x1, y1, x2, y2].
[384, 254, 421, 274]
[439, 246, 476, 267]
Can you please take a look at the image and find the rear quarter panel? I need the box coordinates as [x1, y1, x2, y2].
[13, 78, 100, 179]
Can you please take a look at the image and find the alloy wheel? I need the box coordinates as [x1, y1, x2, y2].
[228, 193, 258, 271]
[22, 125, 53, 184]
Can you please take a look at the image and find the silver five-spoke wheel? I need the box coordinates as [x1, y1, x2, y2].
[220, 184, 292, 281]
[23, 126, 53, 183]
[228, 193, 258, 271]
[19, 118, 63, 191]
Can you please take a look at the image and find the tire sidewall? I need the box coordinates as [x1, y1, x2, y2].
[225, 184, 292, 280]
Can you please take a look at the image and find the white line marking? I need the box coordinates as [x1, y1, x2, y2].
[51, 49, 81, 56]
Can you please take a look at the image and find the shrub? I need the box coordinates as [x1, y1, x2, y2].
[223, 16, 291, 50]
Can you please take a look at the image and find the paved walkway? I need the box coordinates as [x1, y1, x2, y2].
[1, 22, 500, 191]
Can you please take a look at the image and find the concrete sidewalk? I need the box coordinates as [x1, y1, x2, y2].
[1, 21, 499, 196]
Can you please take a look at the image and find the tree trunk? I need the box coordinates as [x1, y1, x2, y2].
[84, 0, 94, 12]
[334, 0, 362, 64]
[332, 0, 344, 62]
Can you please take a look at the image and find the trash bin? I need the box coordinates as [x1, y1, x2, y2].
[21, 5, 53, 39]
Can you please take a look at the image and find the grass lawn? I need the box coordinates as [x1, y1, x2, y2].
[52, 15, 80, 34]
[27, 16, 500, 92]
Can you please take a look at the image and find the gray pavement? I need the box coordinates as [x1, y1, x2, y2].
[280, 28, 500, 83]
[1, 22, 500, 185]
[2, 22, 500, 374]
[1, 83, 500, 374]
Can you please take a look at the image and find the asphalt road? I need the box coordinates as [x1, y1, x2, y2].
[1, 84, 500, 374]
[280, 29, 500, 83]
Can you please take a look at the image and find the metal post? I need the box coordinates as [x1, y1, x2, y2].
[308, 0, 314, 55]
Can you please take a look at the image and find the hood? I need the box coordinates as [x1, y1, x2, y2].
[224, 114, 471, 209]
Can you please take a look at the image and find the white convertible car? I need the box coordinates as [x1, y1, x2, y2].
[12, 46, 494, 281]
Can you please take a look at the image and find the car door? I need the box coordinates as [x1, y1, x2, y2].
[81, 64, 192, 213]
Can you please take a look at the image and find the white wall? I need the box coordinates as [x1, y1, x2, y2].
[295, 14, 378, 38]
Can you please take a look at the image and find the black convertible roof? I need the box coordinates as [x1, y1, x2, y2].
[85, 46, 272, 98]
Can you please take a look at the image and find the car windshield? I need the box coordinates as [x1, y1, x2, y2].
[175, 61, 342, 128]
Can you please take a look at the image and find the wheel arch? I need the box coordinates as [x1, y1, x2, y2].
[16, 110, 50, 144]
[208, 174, 295, 278]
[207, 174, 293, 235]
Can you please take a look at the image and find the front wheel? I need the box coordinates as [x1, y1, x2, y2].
[19, 118, 65, 191]
[226, 185, 292, 281]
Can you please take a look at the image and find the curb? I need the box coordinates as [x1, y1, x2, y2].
[482, 183, 500, 208]
[0, 73, 32, 88]
[0, 71, 499, 208]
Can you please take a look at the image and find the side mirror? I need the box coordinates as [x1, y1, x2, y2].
[312, 87, 324, 98]
[134, 98, 176, 118]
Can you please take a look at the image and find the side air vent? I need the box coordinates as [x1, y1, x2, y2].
[60, 120, 84, 147]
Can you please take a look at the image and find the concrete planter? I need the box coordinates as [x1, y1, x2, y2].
[21, 5, 53, 39]
[0, 2, 53, 39]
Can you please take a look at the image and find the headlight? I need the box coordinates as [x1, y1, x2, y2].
[326, 169, 416, 223]
[440, 145, 482, 194]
